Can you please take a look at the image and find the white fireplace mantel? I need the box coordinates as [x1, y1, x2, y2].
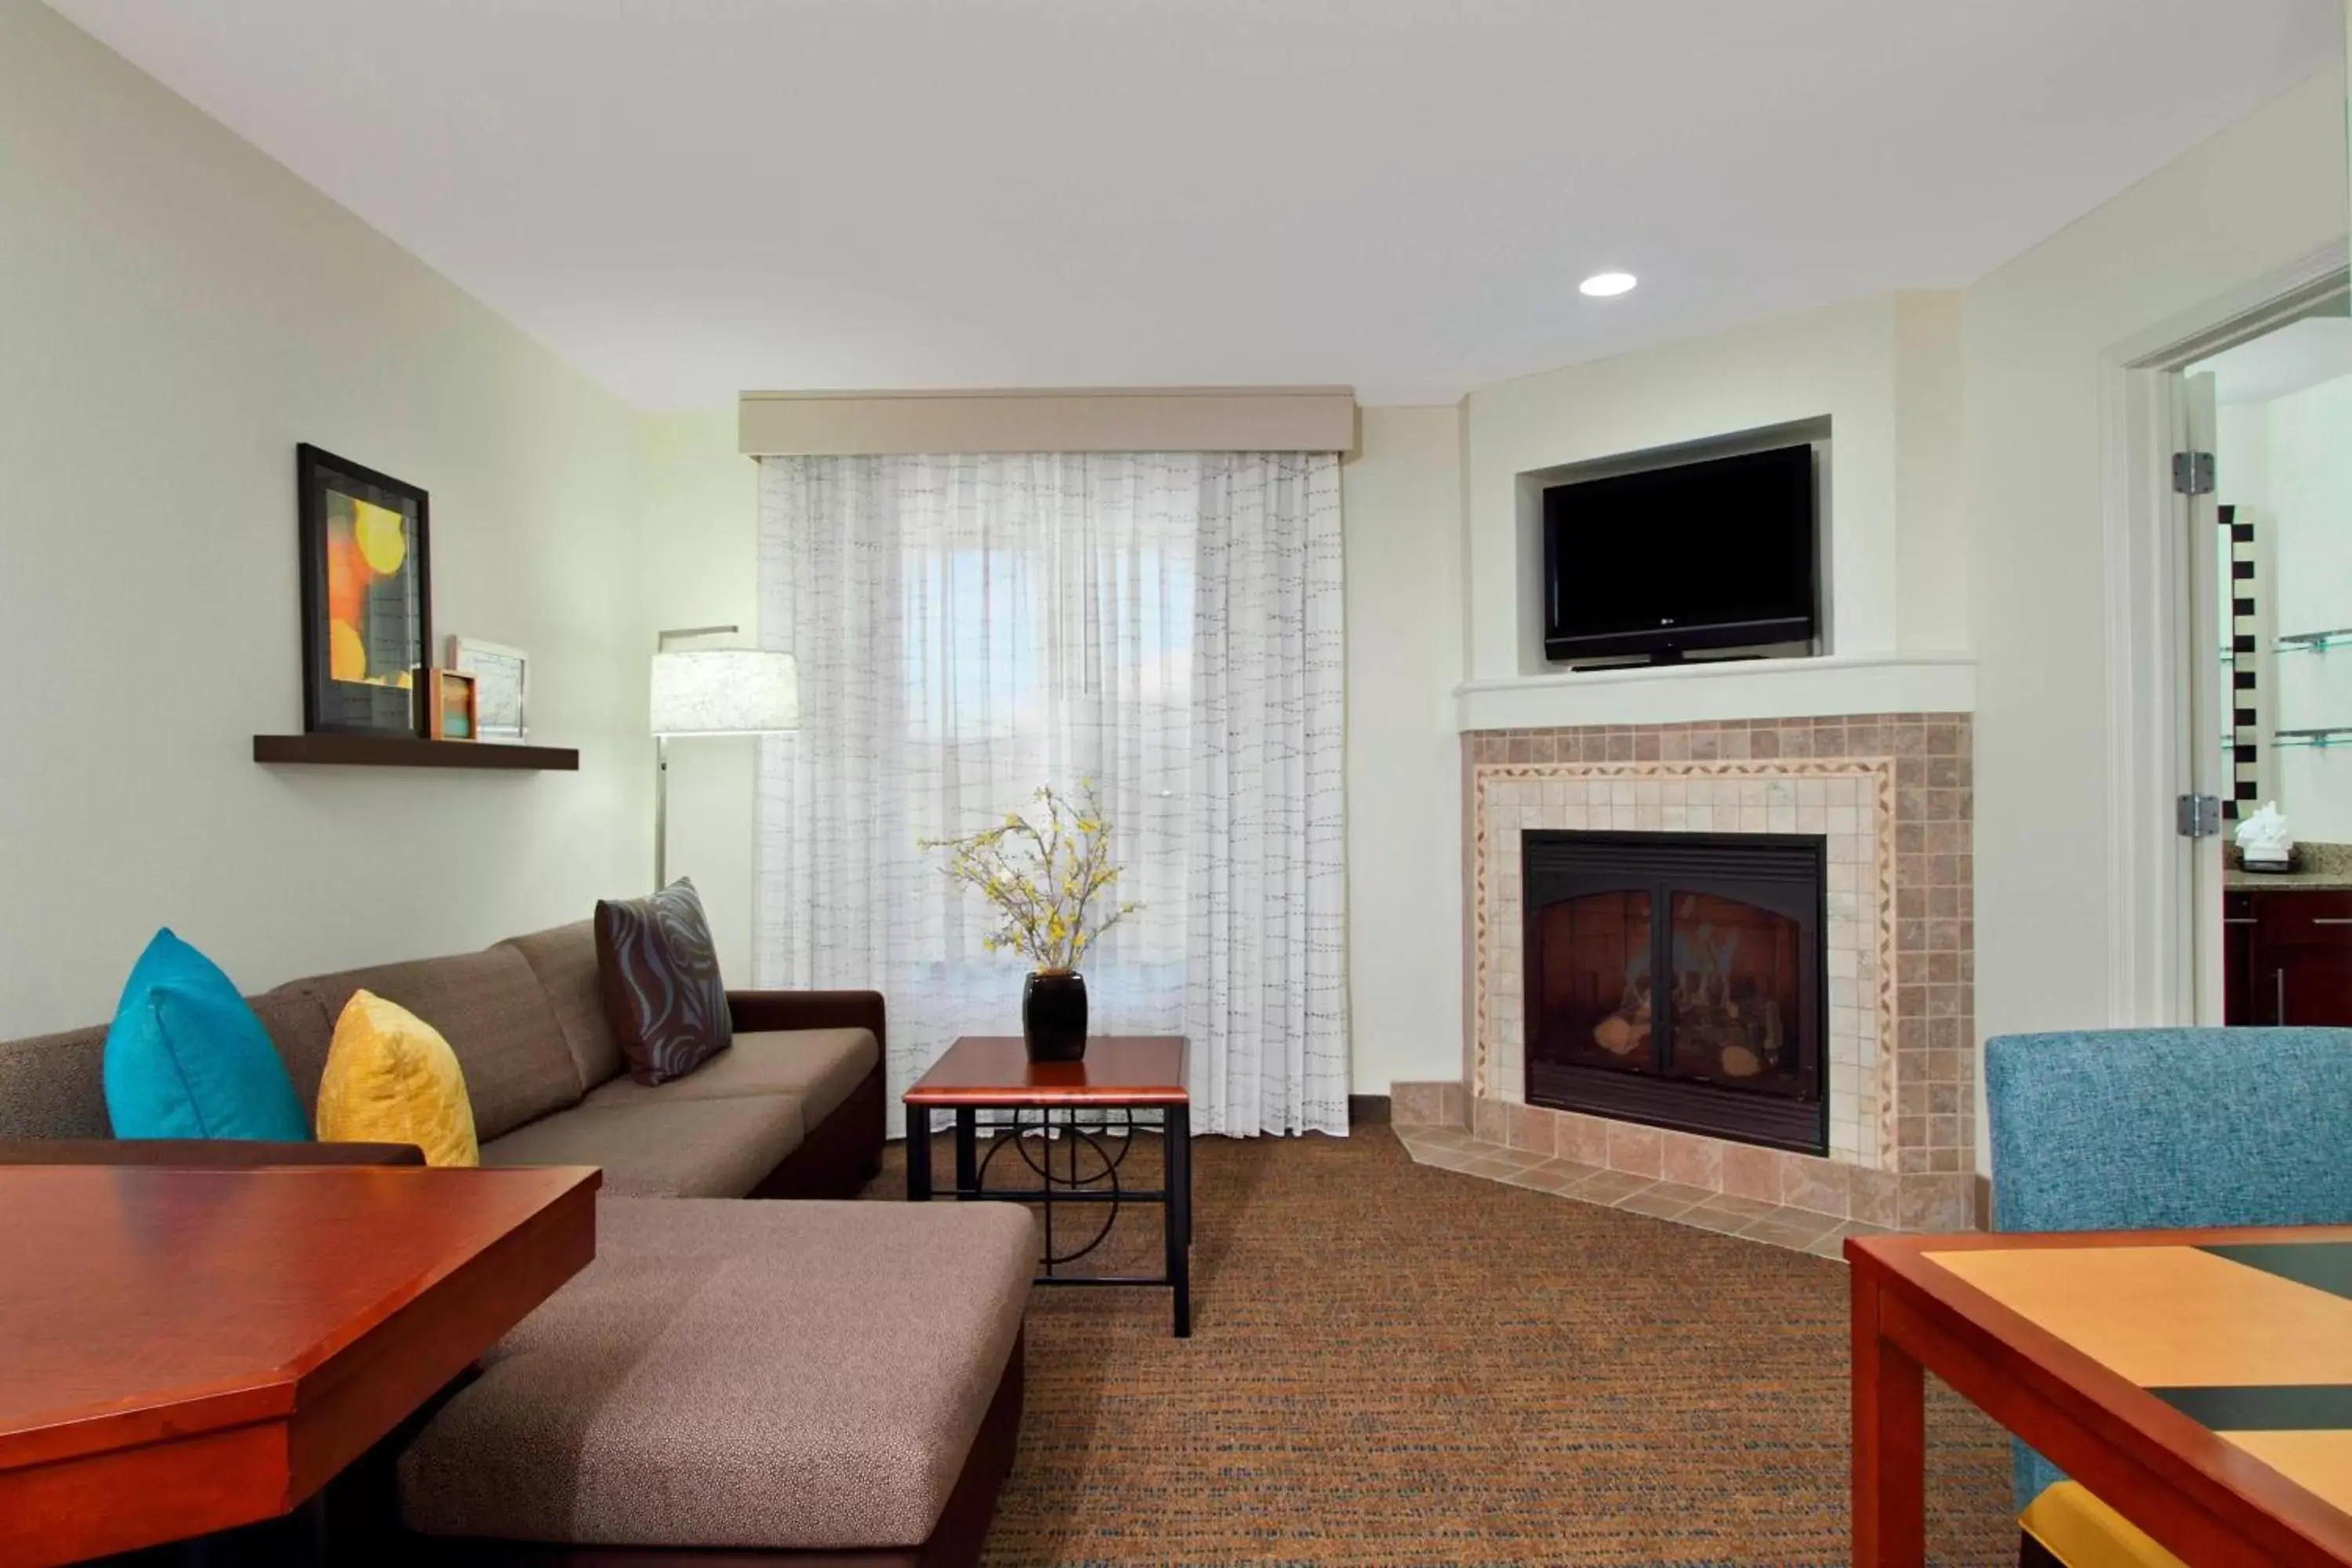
[1454, 652, 1975, 734]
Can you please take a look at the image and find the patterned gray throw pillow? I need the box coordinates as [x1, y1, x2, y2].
[593, 879, 733, 1085]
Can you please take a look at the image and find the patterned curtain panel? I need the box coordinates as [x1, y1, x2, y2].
[754, 452, 1347, 1137]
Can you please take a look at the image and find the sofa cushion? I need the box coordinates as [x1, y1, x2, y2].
[594, 880, 731, 1086]
[296, 949, 582, 1142]
[316, 991, 479, 1168]
[0, 988, 332, 1141]
[399, 1197, 1036, 1550]
[103, 930, 309, 1143]
[582, 1028, 877, 1127]
[477, 1096, 805, 1198]
[252, 987, 341, 1117]
[0, 1025, 112, 1140]
[498, 921, 624, 1090]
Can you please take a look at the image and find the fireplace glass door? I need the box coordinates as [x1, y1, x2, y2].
[1524, 832, 1825, 1152]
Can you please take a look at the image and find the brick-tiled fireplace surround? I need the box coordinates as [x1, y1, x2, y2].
[1397, 713, 1978, 1233]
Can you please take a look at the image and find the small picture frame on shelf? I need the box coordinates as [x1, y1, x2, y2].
[425, 670, 478, 741]
[448, 637, 528, 743]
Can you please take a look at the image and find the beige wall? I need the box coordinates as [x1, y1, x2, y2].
[0, 1, 649, 1036]
[1463, 295, 1922, 681]
[1341, 408, 1467, 1093]
[1893, 292, 1970, 655]
[636, 412, 762, 980]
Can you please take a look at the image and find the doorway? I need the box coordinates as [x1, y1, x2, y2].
[2175, 301, 2352, 1023]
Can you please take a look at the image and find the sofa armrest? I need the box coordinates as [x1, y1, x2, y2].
[0, 1138, 426, 1168]
[728, 989, 887, 1054]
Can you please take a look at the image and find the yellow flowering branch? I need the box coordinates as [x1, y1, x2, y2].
[920, 780, 1143, 972]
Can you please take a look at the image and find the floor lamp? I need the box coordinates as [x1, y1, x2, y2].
[649, 627, 799, 890]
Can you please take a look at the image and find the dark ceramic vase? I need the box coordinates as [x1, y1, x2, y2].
[1022, 971, 1089, 1063]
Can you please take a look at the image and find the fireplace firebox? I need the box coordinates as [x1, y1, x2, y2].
[1523, 830, 1826, 1155]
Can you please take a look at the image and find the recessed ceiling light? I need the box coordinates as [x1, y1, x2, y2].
[1580, 271, 1638, 298]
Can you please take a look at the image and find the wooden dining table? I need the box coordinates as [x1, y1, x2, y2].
[0, 1162, 599, 1568]
[1851, 1225, 2352, 1567]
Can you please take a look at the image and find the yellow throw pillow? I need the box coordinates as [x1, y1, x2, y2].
[316, 989, 478, 1167]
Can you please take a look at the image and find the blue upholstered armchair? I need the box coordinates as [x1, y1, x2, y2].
[1984, 1027, 2352, 1563]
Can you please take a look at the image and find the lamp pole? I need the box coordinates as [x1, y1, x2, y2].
[652, 624, 739, 890]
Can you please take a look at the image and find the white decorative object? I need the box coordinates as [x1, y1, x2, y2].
[752, 450, 1348, 1138]
[448, 637, 528, 743]
[2235, 800, 2295, 871]
[649, 641, 799, 887]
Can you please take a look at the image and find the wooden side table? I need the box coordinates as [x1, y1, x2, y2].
[904, 1036, 1193, 1337]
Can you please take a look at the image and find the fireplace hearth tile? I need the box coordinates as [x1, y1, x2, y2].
[1553, 1111, 1610, 1167]
[1897, 1172, 1975, 1231]
[1396, 1132, 1976, 1248]
[1501, 1159, 1599, 1196]
[1396, 1142, 1460, 1171]
[1850, 1167, 1901, 1228]
[1573, 1169, 1657, 1205]
[1720, 1143, 1783, 1203]
[1616, 1183, 1711, 1221]
[1678, 1204, 1755, 1236]
[1507, 1101, 1556, 1153]
[1657, 1131, 1724, 1190]
[1737, 1209, 1843, 1249]
[1605, 1121, 1664, 1179]
[1781, 1158, 1851, 1221]
[1391, 1081, 1450, 1127]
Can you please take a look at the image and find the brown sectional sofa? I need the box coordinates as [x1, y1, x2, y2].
[0, 921, 885, 1198]
[0, 920, 1035, 1566]
[401, 1199, 1035, 1565]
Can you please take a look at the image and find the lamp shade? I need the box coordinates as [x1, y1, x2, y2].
[650, 649, 799, 736]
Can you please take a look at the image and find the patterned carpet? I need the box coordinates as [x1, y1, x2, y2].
[867, 1125, 2016, 1566]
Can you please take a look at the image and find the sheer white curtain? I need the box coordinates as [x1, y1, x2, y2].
[753, 451, 1346, 1136]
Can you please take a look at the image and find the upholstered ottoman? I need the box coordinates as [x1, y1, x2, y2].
[398, 1197, 1035, 1566]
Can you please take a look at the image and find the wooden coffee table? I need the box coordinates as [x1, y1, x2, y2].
[0, 1163, 598, 1566]
[904, 1036, 1192, 1337]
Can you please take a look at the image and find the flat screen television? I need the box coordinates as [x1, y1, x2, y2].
[1542, 443, 1818, 664]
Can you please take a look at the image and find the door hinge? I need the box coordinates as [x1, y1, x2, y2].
[2173, 451, 2216, 496]
[2177, 793, 2223, 839]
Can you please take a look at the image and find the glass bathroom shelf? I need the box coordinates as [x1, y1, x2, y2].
[2276, 629, 2352, 654]
[2274, 728, 2352, 750]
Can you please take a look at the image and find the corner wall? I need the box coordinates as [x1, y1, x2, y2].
[1462, 293, 1918, 682]
[1341, 408, 1466, 1092]
[0, 1, 650, 1035]
[635, 413, 762, 980]
[1962, 64, 2348, 1165]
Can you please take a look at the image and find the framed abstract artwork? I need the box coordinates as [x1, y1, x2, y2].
[448, 636, 529, 743]
[296, 445, 431, 736]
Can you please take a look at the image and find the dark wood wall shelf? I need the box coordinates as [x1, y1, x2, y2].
[252, 735, 580, 771]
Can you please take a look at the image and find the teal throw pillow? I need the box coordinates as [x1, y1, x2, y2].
[103, 929, 310, 1142]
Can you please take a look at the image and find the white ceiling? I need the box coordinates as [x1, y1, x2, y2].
[45, 0, 2342, 410]
[2194, 315, 2352, 405]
